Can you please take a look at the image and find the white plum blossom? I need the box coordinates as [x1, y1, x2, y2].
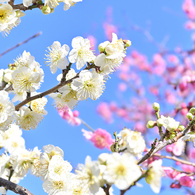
[145, 160, 163, 194]
[103, 153, 142, 190]
[94, 33, 126, 75]
[4, 136, 25, 154]
[44, 0, 59, 8]
[157, 115, 180, 132]
[0, 4, 24, 34]
[3, 69, 13, 83]
[42, 174, 73, 195]
[16, 107, 44, 130]
[43, 144, 64, 159]
[0, 91, 15, 124]
[23, 0, 32, 7]
[181, 132, 195, 147]
[45, 41, 69, 74]
[0, 116, 14, 131]
[51, 68, 78, 109]
[125, 130, 146, 155]
[29, 95, 48, 115]
[76, 156, 101, 193]
[48, 155, 72, 181]
[69, 36, 95, 70]
[63, 0, 82, 11]
[39, 152, 50, 180]
[71, 69, 105, 100]
[12, 148, 33, 177]
[12, 67, 42, 93]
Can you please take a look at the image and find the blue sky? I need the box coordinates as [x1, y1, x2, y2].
[1, 0, 193, 194]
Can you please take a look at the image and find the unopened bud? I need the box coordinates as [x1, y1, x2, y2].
[153, 102, 160, 112]
[156, 118, 163, 127]
[147, 120, 156, 128]
[8, 64, 17, 70]
[41, 5, 51, 15]
[177, 125, 185, 132]
[50, 8, 54, 13]
[16, 10, 25, 17]
[189, 107, 195, 115]
[98, 153, 109, 165]
[123, 40, 131, 47]
[110, 144, 115, 152]
[98, 41, 109, 53]
[169, 132, 176, 139]
[187, 113, 193, 121]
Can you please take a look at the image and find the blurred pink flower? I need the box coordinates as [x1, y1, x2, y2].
[97, 102, 113, 123]
[87, 35, 97, 50]
[183, 0, 195, 20]
[103, 23, 118, 41]
[163, 167, 179, 179]
[118, 82, 127, 92]
[185, 20, 195, 29]
[58, 106, 81, 126]
[179, 175, 194, 188]
[166, 140, 185, 156]
[82, 128, 113, 150]
[181, 164, 195, 172]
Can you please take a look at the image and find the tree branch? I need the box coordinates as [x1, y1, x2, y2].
[0, 32, 42, 58]
[138, 119, 195, 165]
[15, 64, 95, 111]
[0, 177, 33, 195]
[154, 153, 195, 167]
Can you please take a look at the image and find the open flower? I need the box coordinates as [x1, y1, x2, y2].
[103, 153, 141, 190]
[71, 69, 105, 100]
[69, 36, 95, 70]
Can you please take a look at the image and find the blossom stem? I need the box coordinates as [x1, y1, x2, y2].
[80, 119, 95, 132]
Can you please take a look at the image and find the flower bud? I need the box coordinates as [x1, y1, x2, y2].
[98, 153, 109, 165]
[16, 10, 25, 17]
[41, 5, 51, 15]
[153, 102, 160, 112]
[187, 113, 193, 121]
[177, 125, 185, 132]
[147, 120, 156, 128]
[50, 8, 54, 13]
[110, 144, 115, 152]
[123, 40, 131, 47]
[189, 107, 195, 115]
[98, 41, 109, 53]
[156, 118, 163, 127]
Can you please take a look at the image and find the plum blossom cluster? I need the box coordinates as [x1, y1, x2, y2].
[0, 50, 46, 131]
[0, 125, 163, 195]
[0, 4, 24, 35]
[48, 34, 130, 110]
[0, 34, 129, 131]
[0, 0, 82, 35]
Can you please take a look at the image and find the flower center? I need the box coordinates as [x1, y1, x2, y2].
[115, 164, 126, 176]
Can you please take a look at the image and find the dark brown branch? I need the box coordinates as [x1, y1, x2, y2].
[15, 76, 77, 111]
[102, 184, 110, 195]
[0, 177, 33, 195]
[15, 64, 95, 111]
[0, 32, 42, 58]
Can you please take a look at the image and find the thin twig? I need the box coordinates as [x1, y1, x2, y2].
[138, 119, 195, 165]
[0, 32, 42, 58]
[154, 153, 195, 167]
[80, 119, 95, 132]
